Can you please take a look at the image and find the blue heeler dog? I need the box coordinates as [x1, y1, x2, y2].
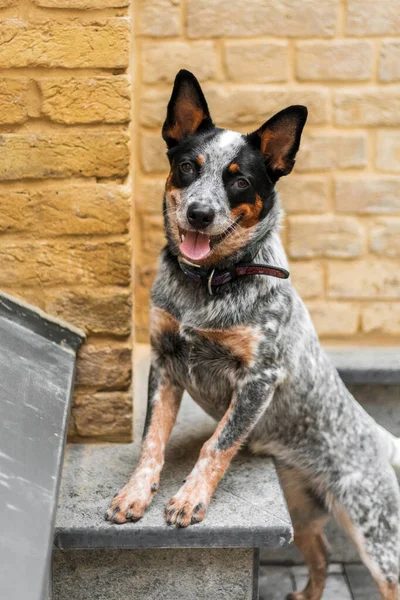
[107, 70, 400, 599]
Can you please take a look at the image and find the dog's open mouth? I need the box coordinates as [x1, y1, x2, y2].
[179, 220, 240, 261]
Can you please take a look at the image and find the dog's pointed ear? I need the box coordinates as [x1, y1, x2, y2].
[248, 105, 307, 181]
[162, 70, 214, 148]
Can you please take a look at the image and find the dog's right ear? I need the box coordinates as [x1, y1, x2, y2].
[162, 70, 214, 148]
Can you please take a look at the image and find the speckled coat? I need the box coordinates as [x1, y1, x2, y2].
[107, 71, 400, 600]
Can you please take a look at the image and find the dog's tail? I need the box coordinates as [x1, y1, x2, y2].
[376, 424, 400, 470]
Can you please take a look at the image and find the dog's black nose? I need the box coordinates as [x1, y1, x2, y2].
[187, 203, 215, 229]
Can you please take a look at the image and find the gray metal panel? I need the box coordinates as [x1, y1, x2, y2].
[0, 309, 83, 600]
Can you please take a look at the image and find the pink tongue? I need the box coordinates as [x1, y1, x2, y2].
[180, 231, 211, 260]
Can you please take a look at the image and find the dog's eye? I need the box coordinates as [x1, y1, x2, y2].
[180, 162, 193, 174]
[234, 178, 249, 189]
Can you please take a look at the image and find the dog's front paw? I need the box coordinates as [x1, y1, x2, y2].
[105, 477, 158, 524]
[165, 483, 211, 527]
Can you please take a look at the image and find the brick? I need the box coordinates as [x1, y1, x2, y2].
[0, 0, 18, 6]
[362, 303, 400, 335]
[370, 218, 400, 257]
[334, 89, 400, 126]
[347, 0, 400, 35]
[138, 0, 180, 37]
[40, 76, 131, 125]
[296, 133, 367, 172]
[277, 176, 328, 213]
[328, 260, 400, 299]
[306, 302, 359, 336]
[136, 178, 165, 214]
[379, 41, 400, 82]
[141, 41, 217, 84]
[44, 290, 132, 336]
[0, 185, 130, 235]
[0, 241, 131, 287]
[140, 214, 165, 258]
[0, 78, 29, 125]
[76, 344, 132, 389]
[335, 177, 400, 214]
[224, 41, 288, 83]
[187, 0, 337, 38]
[290, 262, 324, 299]
[376, 131, 400, 172]
[140, 131, 169, 174]
[296, 41, 373, 81]
[0, 19, 130, 69]
[288, 216, 364, 259]
[72, 391, 132, 441]
[140, 86, 330, 128]
[34, 0, 129, 7]
[0, 133, 129, 180]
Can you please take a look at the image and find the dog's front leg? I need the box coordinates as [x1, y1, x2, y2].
[165, 374, 277, 527]
[106, 362, 183, 524]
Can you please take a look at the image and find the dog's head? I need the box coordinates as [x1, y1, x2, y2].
[162, 70, 307, 266]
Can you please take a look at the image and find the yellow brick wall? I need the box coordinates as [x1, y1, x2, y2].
[0, 0, 133, 441]
[135, 0, 400, 345]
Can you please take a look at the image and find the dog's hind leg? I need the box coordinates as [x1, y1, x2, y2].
[278, 467, 329, 600]
[333, 467, 400, 600]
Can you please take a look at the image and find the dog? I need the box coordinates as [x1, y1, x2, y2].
[106, 70, 400, 599]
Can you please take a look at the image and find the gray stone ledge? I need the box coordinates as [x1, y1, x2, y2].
[55, 395, 292, 551]
[327, 347, 400, 384]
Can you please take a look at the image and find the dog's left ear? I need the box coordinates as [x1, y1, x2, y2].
[162, 70, 214, 148]
[248, 105, 307, 181]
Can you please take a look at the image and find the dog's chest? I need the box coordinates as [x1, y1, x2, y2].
[151, 306, 262, 416]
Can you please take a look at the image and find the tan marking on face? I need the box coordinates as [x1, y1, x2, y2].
[197, 325, 262, 368]
[197, 154, 205, 166]
[228, 162, 240, 173]
[231, 194, 263, 228]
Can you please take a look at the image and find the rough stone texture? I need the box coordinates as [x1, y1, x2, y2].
[0, 133, 130, 180]
[136, 178, 165, 214]
[335, 177, 400, 214]
[0, 78, 29, 124]
[76, 344, 132, 389]
[288, 216, 364, 259]
[347, 0, 400, 36]
[296, 40, 373, 81]
[370, 218, 400, 257]
[34, 0, 129, 7]
[140, 130, 169, 173]
[0, 185, 130, 235]
[224, 41, 288, 83]
[328, 260, 400, 299]
[376, 131, 400, 172]
[0, 19, 130, 69]
[138, 0, 181, 37]
[40, 76, 131, 124]
[278, 176, 328, 213]
[306, 302, 359, 337]
[141, 41, 217, 84]
[296, 133, 367, 171]
[0, 0, 17, 6]
[187, 0, 338, 38]
[140, 214, 165, 258]
[71, 392, 132, 441]
[0, 241, 131, 287]
[289, 262, 324, 300]
[53, 548, 255, 600]
[380, 41, 400, 82]
[335, 89, 400, 126]
[362, 304, 400, 335]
